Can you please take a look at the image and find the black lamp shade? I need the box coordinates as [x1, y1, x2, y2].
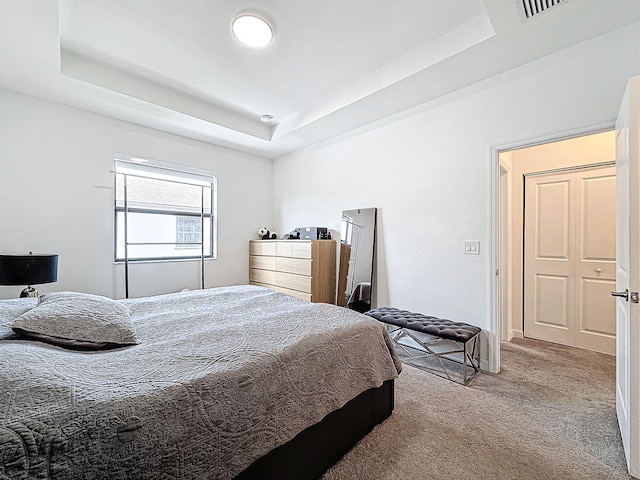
[0, 254, 58, 286]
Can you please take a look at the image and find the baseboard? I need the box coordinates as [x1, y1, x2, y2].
[510, 330, 523, 339]
[480, 358, 489, 371]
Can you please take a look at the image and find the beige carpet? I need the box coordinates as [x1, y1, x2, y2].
[322, 338, 631, 480]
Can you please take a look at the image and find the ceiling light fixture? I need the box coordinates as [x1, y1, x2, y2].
[260, 114, 274, 123]
[232, 15, 273, 48]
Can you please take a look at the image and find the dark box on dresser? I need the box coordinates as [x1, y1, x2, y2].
[295, 227, 329, 240]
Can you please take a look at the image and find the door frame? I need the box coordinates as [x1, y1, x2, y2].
[488, 122, 614, 373]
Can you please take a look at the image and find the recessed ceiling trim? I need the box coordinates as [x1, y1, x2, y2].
[272, 12, 495, 140]
[60, 47, 272, 141]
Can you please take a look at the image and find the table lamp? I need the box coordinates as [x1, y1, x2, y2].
[0, 252, 58, 297]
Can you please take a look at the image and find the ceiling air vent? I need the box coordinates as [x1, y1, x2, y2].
[520, 0, 568, 19]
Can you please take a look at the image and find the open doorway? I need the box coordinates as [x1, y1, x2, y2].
[497, 130, 616, 357]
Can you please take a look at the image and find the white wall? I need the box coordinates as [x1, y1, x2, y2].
[273, 22, 640, 369]
[0, 90, 272, 299]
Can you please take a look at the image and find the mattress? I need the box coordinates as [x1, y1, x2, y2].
[0, 285, 400, 479]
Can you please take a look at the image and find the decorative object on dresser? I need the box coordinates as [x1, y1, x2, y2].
[295, 226, 331, 240]
[338, 208, 377, 311]
[282, 229, 301, 240]
[249, 239, 336, 303]
[257, 226, 278, 240]
[0, 252, 58, 297]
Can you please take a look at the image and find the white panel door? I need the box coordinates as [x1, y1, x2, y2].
[614, 75, 640, 478]
[575, 167, 616, 354]
[524, 173, 575, 346]
[524, 166, 616, 354]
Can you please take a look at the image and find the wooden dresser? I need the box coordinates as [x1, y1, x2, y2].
[249, 240, 336, 304]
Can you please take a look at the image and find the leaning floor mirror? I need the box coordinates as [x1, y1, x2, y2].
[338, 207, 377, 312]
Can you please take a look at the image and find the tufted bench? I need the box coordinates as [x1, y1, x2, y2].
[366, 307, 481, 385]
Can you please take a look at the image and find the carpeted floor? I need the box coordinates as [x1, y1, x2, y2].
[322, 338, 631, 480]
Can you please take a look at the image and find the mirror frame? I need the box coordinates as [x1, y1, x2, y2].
[338, 207, 377, 312]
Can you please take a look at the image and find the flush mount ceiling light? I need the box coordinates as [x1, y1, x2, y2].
[232, 15, 273, 48]
[260, 114, 274, 123]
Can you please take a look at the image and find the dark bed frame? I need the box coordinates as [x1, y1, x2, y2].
[235, 379, 395, 480]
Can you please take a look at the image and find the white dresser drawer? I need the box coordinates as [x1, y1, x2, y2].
[250, 241, 277, 256]
[276, 257, 312, 276]
[250, 255, 277, 270]
[291, 242, 312, 258]
[249, 268, 276, 285]
[276, 271, 312, 293]
[276, 241, 312, 259]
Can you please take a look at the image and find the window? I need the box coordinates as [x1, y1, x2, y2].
[114, 155, 216, 262]
[175, 216, 203, 247]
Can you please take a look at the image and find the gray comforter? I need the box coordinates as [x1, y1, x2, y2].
[0, 285, 401, 479]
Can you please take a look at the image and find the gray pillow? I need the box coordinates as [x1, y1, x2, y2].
[11, 292, 139, 350]
[0, 298, 37, 339]
[0, 298, 37, 327]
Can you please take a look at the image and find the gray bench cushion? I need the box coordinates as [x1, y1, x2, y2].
[365, 307, 481, 343]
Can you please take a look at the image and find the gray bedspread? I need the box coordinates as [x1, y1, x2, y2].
[0, 285, 401, 479]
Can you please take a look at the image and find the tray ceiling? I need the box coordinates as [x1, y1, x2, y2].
[1, 0, 639, 158]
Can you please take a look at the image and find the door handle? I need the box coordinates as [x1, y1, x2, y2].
[611, 289, 630, 301]
[611, 289, 640, 303]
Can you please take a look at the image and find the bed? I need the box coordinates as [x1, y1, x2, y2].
[0, 285, 401, 479]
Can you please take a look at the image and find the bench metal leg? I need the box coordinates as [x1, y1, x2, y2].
[386, 325, 480, 386]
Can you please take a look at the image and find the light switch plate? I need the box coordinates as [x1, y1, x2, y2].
[463, 240, 480, 255]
